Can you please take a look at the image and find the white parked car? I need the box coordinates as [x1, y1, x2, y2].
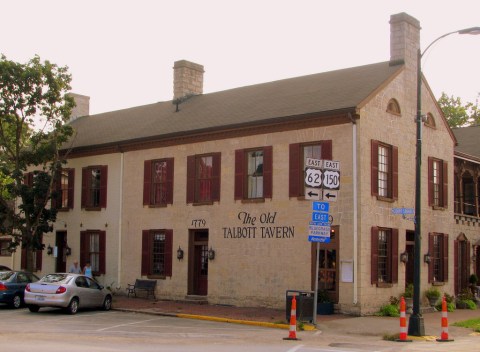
[24, 273, 112, 314]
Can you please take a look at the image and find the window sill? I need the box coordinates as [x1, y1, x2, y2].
[432, 282, 445, 286]
[376, 283, 393, 288]
[432, 206, 446, 211]
[241, 198, 265, 204]
[147, 275, 166, 280]
[56, 208, 72, 212]
[83, 207, 102, 211]
[192, 201, 214, 206]
[376, 196, 395, 203]
[148, 204, 168, 208]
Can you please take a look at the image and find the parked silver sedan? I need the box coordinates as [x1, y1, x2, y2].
[24, 273, 112, 314]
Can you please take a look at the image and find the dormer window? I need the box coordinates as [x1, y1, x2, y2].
[386, 98, 401, 115]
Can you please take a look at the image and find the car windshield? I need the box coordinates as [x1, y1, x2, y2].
[40, 274, 72, 284]
[0, 271, 14, 281]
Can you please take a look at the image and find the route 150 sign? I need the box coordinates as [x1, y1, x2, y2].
[305, 168, 340, 190]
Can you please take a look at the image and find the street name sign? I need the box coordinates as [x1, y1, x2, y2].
[392, 208, 415, 215]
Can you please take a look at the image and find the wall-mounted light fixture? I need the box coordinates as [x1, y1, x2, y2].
[208, 247, 215, 260]
[400, 252, 408, 263]
[424, 252, 431, 264]
[65, 245, 72, 256]
[105, 223, 108, 228]
[472, 255, 476, 262]
[47, 245, 53, 255]
[177, 246, 184, 260]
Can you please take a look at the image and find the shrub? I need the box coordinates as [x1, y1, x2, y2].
[402, 283, 414, 299]
[457, 299, 477, 310]
[389, 296, 400, 306]
[425, 286, 441, 300]
[435, 301, 456, 312]
[377, 304, 400, 317]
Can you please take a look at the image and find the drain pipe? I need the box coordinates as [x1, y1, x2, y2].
[117, 151, 124, 290]
[349, 113, 358, 305]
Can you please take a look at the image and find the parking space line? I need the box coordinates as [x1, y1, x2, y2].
[96, 317, 161, 331]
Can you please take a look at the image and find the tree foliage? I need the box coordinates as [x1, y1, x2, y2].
[438, 92, 479, 127]
[0, 54, 74, 271]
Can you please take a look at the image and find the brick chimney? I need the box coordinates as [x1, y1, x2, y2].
[173, 60, 204, 100]
[69, 93, 90, 120]
[389, 12, 421, 67]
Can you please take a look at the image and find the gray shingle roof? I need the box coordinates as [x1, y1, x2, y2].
[67, 61, 403, 150]
[452, 125, 480, 158]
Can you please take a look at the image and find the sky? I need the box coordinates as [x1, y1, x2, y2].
[2, 0, 480, 115]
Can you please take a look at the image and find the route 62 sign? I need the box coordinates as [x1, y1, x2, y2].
[305, 168, 322, 188]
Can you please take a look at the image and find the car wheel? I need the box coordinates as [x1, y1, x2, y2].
[67, 298, 79, 315]
[28, 305, 40, 312]
[103, 295, 112, 311]
[11, 294, 22, 309]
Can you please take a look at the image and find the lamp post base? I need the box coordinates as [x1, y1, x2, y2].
[408, 314, 425, 336]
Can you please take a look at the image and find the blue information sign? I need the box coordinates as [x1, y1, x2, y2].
[308, 235, 331, 243]
[312, 212, 329, 222]
[312, 201, 330, 212]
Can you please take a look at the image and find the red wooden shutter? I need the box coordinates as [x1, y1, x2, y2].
[392, 146, 399, 200]
[21, 247, 27, 270]
[211, 153, 221, 201]
[321, 140, 333, 160]
[141, 230, 151, 276]
[442, 161, 448, 208]
[164, 230, 173, 277]
[80, 231, 88, 268]
[186, 156, 196, 203]
[143, 160, 152, 205]
[263, 146, 273, 199]
[443, 234, 449, 282]
[289, 144, 300, 197]
[371, 140, 379, 196]
[234, 149, 245, 200]
[454, 239, 458, 293]
[68, 169, 75, 209]
[371, 227, 379, 285]
[81, 168, 88, 208]
[428, 233, 434, 283]
[428, 157, 433, 206]
[51, 170, 59, 209]
[99, 231, 106, 274]
[99, 166, 108, 208]
[166, 158, 174, 204]
[391, 228, 398, 283]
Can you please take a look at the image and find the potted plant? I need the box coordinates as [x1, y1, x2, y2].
[424, 286, 441, 307]
[317, 289, 334, 315]
[401, 283, 414, 314]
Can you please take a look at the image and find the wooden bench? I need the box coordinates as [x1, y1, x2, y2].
[126, 279, 157, 299]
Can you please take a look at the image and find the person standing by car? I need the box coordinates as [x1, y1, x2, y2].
[83, 261, 93, 278]
[69, 260, 82, 274]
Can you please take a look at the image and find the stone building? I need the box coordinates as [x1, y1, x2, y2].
[1, 12, 476, 315]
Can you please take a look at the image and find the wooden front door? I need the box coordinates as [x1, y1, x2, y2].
[312, 226, 339, 303]
[55, 231, 67, 273]
[189, 230, 209, 296]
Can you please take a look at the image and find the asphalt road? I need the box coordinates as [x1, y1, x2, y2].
[0, 306, 477, 352]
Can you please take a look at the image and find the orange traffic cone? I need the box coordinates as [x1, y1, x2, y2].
[396, 296, 412, 342]
[437, 295, 454, 342]
[283, 295, 300, 340]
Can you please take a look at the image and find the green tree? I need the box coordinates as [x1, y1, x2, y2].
[438, 92, 479, 127]
[0, 54, 74, 271]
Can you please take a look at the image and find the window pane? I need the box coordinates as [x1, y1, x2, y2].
[152, 161, 167, 205]
[433, 234, 442, 282]
[197, 156, 212, 202]
[378, 146, 390, 197]
[89, 168, 101, 207]
[378, 230, 388, 283]
[433, 161, 440, 206]
[247, 150, 263, 198]
[152, 232, 166, 275]
[60, 170, 69, 208]
[89, 233, 100, 272]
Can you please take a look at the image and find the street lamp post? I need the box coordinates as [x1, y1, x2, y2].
[408, 26, 480, 337]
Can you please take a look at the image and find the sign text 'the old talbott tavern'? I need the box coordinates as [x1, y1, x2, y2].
[222, 211, 295, 239]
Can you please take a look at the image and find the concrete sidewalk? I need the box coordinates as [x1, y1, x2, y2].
[112, 295, 480, 339]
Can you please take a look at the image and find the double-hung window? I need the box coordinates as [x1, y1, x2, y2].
[428, 233, 448, 283]
[371, 227, 398, 285]
[289, 141, 332, 197]
[80, 230, 106, 275]
[53, 168, 75, 210]
[186, 153, 221, 204]
[143, 159, 174, 206]
[235, 146, 272, 200]
[428, 157, 448, 208]
[371, 140, 398, 200]
[81, 166, 107, 209]
[141, 229, 173, 277]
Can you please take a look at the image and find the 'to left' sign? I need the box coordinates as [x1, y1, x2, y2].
[305, 168, 322, 188]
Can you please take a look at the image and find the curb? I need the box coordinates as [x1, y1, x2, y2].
[113, 308, 316, 330]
